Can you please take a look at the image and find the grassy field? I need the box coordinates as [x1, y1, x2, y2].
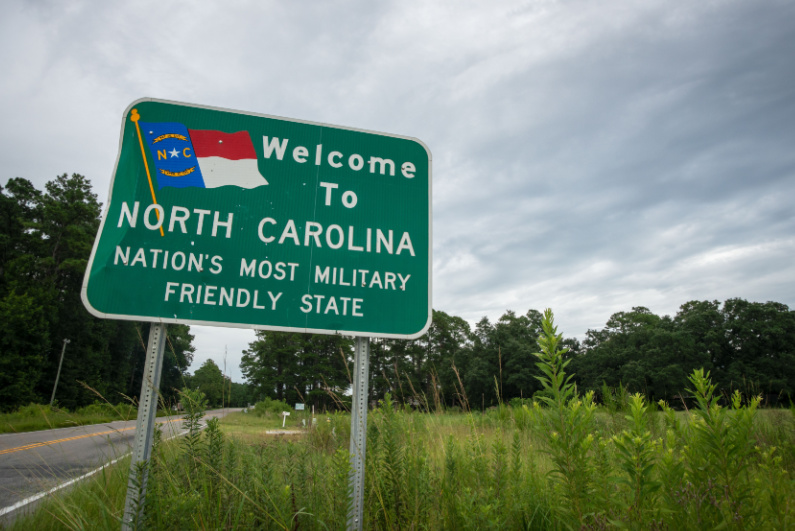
[7, 315, 795, 529]
[0, 402, 142, 434]
[7, 401, 794, 530]
[217, 409, 304, 443]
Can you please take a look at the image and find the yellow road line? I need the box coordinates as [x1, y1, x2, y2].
[0, 419, 182, 456]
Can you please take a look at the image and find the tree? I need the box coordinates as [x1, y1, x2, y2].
[0, 175, 105, 408]
[242, 331, 353, 409]
[408, 309, 472, 407]
[3, 177, 793, 416]
[571, 300, 795, 405]
[192, 359, 224, 407]
[573, 308, 684, 402]
[159, 325, 195, 404]
[717, 299, 795, 401]
[0, 290, 49, 409]
[495, 309, 543, 400]
[229, 381, 253, 407]
[298, 334, 354, 407]
[448, 309, 547, 409]
[0, 175, 198, 411]
[461, 316, 499, 409]
[242, 332, 303, 403]
[367, 338, 394, 403]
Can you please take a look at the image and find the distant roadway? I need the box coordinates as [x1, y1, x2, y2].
[0, 408, 240, 522]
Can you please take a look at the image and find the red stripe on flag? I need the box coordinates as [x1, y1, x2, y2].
[189, 130, 257, 160]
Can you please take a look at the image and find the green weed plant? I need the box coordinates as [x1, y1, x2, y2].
[8, 310, 794, 530]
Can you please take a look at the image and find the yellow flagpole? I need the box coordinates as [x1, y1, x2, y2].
[130, 108, 165, 237]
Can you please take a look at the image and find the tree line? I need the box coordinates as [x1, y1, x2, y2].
[3, 175, 792, 413]
[0, 175, 196, 412]
[243, 301, 795, 410]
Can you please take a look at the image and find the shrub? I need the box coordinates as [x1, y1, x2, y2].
[508, 397, 527, 409]
[530, 308, 598, 526]
[252, 397, 291, 416]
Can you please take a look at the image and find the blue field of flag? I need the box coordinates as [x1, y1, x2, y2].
[140, 122, 207, 189]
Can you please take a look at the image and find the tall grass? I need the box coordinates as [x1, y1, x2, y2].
[0, 402, 139, 434]
[8, 311, 795, 530]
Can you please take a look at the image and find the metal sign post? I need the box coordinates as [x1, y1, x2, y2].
[122, 322, 167, 531]
[347, 336, 370, 531]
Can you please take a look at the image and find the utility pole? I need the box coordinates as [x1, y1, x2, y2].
[50, 338, 71, 406]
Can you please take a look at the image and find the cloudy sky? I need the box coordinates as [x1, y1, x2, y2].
[2, 0, 793, 382]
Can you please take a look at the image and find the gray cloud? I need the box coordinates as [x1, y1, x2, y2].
[2, 0, 793, 378]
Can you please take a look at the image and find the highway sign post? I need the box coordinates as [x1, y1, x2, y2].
[83, 98, 431, 531]
[122, 323, 166, 530]
[347, 337, 370, 530]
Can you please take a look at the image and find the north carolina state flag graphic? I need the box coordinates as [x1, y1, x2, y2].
[140, 121, 268, 189]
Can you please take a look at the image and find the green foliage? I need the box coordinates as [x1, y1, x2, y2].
[368, 393, 410, 528]
[683, 369, 761, 527]
[0, 401, 138, 433]
[242, 331, 353, 410]
[252, 396, 291, 416]
[0, 289, 49, 408]
[5, 290, 795, 530]
[530, 308, 598, 525]
[126, 460, 149, 530]
[242, 298, 795, 413]
[611, 393, 662, 526]
[3, 175, 792, 420]
[191, 358, 225, 407]
[228, 381, 254, 407]
[509, 396, 528, 409]
[10, 381, 795, 530]
[159, 324, 195, 404]
[573, 300, 795, 404]
[204, 417, 224, 473]
[180, 387, 207, 474]
[0, 176, 196, 412]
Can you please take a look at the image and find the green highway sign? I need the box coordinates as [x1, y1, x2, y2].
[82, 98, 432, 338]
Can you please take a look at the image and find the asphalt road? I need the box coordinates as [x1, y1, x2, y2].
[0, 408, 240, 522]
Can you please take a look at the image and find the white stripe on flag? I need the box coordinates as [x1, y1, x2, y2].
[196, 157, 268, 188]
